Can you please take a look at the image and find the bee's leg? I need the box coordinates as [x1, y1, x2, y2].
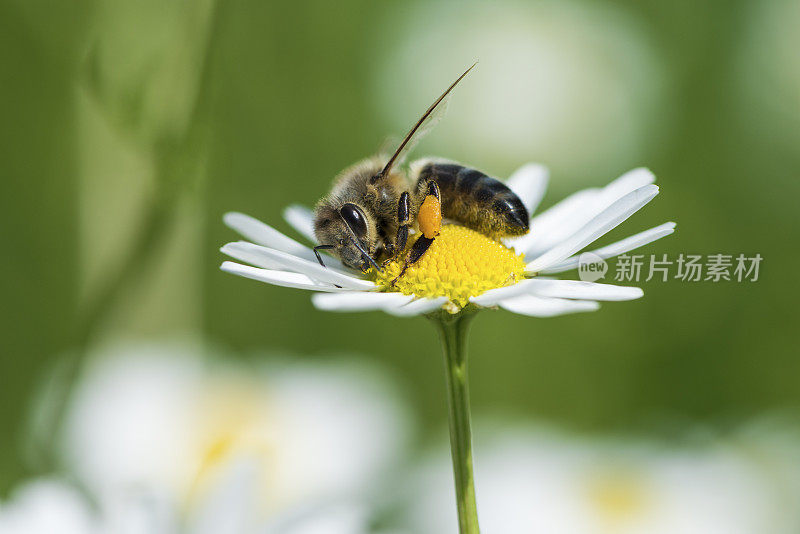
[395, 180, 440, 246]
[395, 192, 411, 254]
[416, 180, 441, 242]
[391, 183, 441, 285]
[313, 244, 342, 287]
[382, 242, 395, 258]
[391, 236, 435, 285]
[313, 244, 335, 268]
[382, 192, 411, 268]
[425, 179, 441, 201]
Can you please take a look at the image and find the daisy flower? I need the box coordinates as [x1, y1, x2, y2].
[60, 341, 409, 528]
[0, 479, 96, 534]
[0, 477, 394, 534]
[405, 425, 795, 534]
[219, 164, 674, 318]
[219, 162, 674, 534]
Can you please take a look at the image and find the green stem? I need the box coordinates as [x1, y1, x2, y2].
[431, 310, 480, 534]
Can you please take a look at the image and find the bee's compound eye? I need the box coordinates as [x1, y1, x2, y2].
[339, 203, 368, 238]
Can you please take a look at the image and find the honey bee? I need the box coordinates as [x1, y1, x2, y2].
[313, 64, 530, 277]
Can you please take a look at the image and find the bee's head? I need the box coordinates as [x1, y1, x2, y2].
[313, 201, 380, 272]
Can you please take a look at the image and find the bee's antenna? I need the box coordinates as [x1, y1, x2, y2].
[374, 62, 477, 182]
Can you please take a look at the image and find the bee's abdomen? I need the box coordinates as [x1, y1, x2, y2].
[415, 162, 529, 237]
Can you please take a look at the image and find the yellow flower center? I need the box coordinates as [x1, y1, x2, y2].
[373, 225, 527, 310]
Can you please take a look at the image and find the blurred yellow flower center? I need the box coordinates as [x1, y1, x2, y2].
[185, 385, 277, 514]
[374, 225, 526, 309]
[586, 472, 650, 523]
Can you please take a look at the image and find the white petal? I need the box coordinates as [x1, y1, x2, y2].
[505, 189, 599, 254]
[283, 204, 317, 244]
[223, 211, 306, 253]
[220, 241, 291, 271]
[526, 185, 659, 273]
[220, 261, 351, 292]
[510, 168, 655, 256]
[542, 222, 676, 273]
[312, 292, 413, 312]
[220, 241, 351, 281]
[221, 241, 355, 278]
[526, 279, 643, 301]
[473, 279, 641, 306]
[386, 296, 448, 317]
[223, 212, 349, 272]
[471, 280, 539, 307]
[534, 168, 655, 253]
[506, 163, 549, 216]
[221, 242, 374, 290]
[498, 295, 600, 317]
[601, 167, 655, 199]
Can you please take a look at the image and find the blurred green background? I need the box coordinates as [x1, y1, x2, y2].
[2, 0, 799, 494]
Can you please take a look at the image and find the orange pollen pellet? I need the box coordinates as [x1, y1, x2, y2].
[418, 196, 442, 239]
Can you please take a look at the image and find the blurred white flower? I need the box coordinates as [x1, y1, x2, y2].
[0, 479, 96, 534]
[0, 478, 388, 534]
[262, 501, 395, 534]
[60, 341, 410, 528]
[375, 0, 664, 182]
[405, 425, 797, 534]
[733, 418, 800, 533]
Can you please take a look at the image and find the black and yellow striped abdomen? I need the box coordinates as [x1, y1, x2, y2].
[413, 161, 530, 238]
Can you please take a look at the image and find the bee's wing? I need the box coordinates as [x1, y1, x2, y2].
[373, 63, 476, 183]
